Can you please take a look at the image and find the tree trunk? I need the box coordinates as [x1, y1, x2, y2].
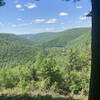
[89, 0, 100, 100]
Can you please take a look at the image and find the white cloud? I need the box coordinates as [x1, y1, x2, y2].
[12, 23, 29, 27]
[17, 18, 23, 21]
[46, 19, 57, 24]
[12, 24, 17, 27]
[16, 4, 22, 8]
[76, 6, 83, 9]
[24, 3, 37, 9]
[33, 19, 45, 23]
[19, 9, 25, 11]
[83, 12, 88, 16]
[59, 12, 68, 16]
[80, 16, 87, 20]
[61, 23, 64, 25]
[21, 23, 29, 26]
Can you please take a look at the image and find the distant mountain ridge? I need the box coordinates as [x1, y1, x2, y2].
[39, 28, 91, 48]
[20, 28, 91, 48]
[0, 34, 38, 67]
[0, 27, 91, 67]
[0, 28, 91, 48]
[0, 33, 35, 45]
[20, 32, 58, 43]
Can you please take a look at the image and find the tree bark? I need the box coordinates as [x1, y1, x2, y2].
[89, 0, 100, 100]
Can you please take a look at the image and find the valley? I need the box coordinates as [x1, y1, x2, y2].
[0, 27, 91, 100]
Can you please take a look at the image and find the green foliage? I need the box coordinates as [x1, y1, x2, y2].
[0, 38, 39, 67]
[0, 28, 91, 100]
[21, 32, 58, 43]
[0, 33, 34, 45]
[40, 28, 91, 48]
[35, 53, 63, 91]
[0, 46, 91, 97]
[64, 48, 91, 95]
[0, 63, 37, 91]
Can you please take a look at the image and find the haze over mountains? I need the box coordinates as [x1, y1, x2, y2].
[20, 27, 91, 48]
[0, 27, 91, 99]
[0, 27, 91, 67]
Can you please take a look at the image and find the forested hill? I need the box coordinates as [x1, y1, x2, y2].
[0, 27, 91, 67]
[20, 28, 91, 48]
[0, 37, 39, 67]
[20, 32, 58, 43]
[0, 33, 35, 45]
[40, 28, 91, 48]
[0, 28, 91, 99]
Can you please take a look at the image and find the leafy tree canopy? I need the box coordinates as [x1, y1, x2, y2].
[0, 0, 5, 6]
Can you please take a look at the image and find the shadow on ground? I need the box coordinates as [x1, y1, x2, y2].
[0, 94, 79, 100]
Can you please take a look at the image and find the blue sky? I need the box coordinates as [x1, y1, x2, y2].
[0, 0, 91, 34]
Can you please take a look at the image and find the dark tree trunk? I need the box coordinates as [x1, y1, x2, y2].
[89, 0, 100, 100]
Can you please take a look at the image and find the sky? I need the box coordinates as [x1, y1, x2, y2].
[0, 0, 91, 35]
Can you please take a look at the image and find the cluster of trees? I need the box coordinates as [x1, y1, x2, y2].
[0, 28, 91, 100]
[0, 28, 91, 68]
[0, 38, 39, 67]
[0, 45, 91, 98]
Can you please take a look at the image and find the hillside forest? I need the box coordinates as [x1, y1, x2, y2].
[0, 28, 91, 100]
